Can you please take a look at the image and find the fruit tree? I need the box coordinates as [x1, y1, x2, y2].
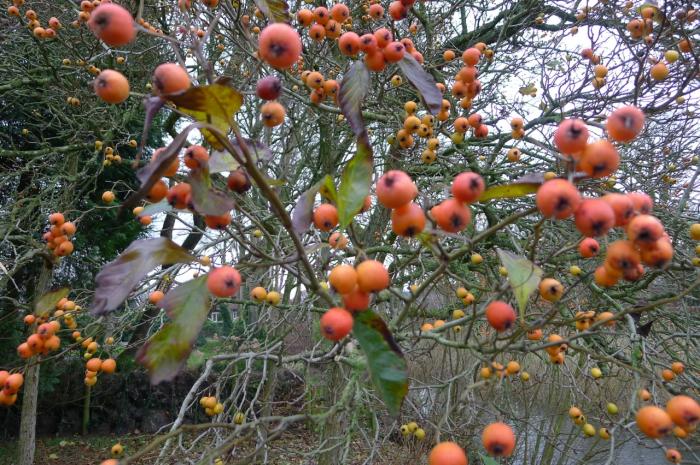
[1, 0, 699, 464]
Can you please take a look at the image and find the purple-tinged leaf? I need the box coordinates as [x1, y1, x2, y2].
[291, 179, 323, 237]
[136, 276, 211, 384]
[135, 96, 166, 166]
[397, 54, 442, 116]
[90, 238, 195, 316]
[337, 139, 372, 228]
[253, 0, 292, 23]
[338, 61, 371, 138]
[353, 310, 408, 416]
[34, 288, 70, 317]
[121, 125, 195, 213]
[188, 169, 235, 216]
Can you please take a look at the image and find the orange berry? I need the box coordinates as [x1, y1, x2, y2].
[428, 441, 467, 465]
[580, 140, 619, 178]
[636, 406, 673, 438]
[328, 264, 358, 295]
[227, 169, 251, 193]
[94, 70, 130, 104]
[356, 260, 389, 293]
[204, 213, 232, 230]
[374, 28, 392, 48]
[666, 449, 682, 464]
[606, 106, 645, 143]
[4, 373, 24, 394]
[627, 214, 665, 247]
[260, 101, 286, 127]
[536, 179, 581, 219]
[152, 63, 191, 95]
[391, 202, 426, 237]
[166, 183, 192, 210]
[539, 278, 564, 302]
[671, 362, 685, 375]
[376, 170, 417, 209]
[342, 287, 370, 312]
[485, 301, 516, 332]
[313, 204, 339, 232]
[206, 266, 241, 298]
[152, 147, 179, 177]
[88, 3, 136, 46]
[338, 32, 361, 56]
[452, 172, 485, 203]
[574, 198, 615, 237]
[147, 180, 168, 203]
[148, 290, 165, 304]
[462, 47, 481, 66]
[628, 192, 653, 214]
[431, 198, 471, 233]
[554, 119, 589, 156]
[482, 422, 516, 457]
[259, 23, 302, 69]
[183, 145, 209, 170]
[319, 307, 353, 341]
[579, 237, 600, 258]
[666, 395, 700, 429]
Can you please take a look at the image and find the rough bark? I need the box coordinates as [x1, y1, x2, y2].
[17, 262, 52, 465]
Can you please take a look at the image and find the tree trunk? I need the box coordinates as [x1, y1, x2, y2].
[18, 262, 53, 465]
[317, 366, 347, 465]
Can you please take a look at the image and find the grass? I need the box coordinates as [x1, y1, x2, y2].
[0, 434, 152, 465]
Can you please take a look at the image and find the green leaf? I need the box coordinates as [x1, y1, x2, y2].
[34, 288, 70, 317]
[169, 79, 243, 150]
[353, 310, 408, 416]
[496, 249, 543, 321]
[136, 276, 211, 384]
[480, 454, 501, 465]
[188, 169, 235, 216]
[91, 238, 196, 315]
[319, 174, 337, 203]
[253, 0, 291, 23]
[479, 183, 539, 202]
[338, 61, 371, 138]
[337, 139, 372, 228]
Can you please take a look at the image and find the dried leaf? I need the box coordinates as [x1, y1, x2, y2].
[169, 79, 243, 150]
[91, 238, 195, 315]
[253, 0, 291, 23]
